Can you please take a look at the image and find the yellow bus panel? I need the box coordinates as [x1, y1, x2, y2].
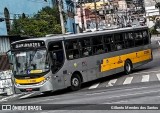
[15, 76, 45, 84]
[101, 49, 152, 72]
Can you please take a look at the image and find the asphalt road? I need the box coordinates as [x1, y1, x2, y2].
[1, 37, 160, 113]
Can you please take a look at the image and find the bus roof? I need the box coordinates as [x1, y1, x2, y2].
[11, 26, 148, 44]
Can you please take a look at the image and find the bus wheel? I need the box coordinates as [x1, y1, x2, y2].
[124, 60, 132, 75]
[70, 74, 82, 91]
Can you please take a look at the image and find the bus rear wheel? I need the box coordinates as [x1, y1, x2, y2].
[70, 74, 82, 91]
[124, 60, 132, 75]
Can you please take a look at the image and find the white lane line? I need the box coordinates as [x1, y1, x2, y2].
[156, 73, 160, 81]
[131, 70, 160, 75]
[86, 86, 150, 96]
[158, 41, 160, 45]
[106, 79, 117, 87]
[141, 75, 150, 82]
[19, 92, 35, 99]
[89, 83, 99, 89]
[103, 100, 128, 104]
[0, 94, 23, 102]
[87, 90, 160, 100]
[123, 77, 133, 85]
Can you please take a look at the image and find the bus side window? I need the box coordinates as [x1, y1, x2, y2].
[114, 33, 125, 50]
[143, 30, 149, 45]
[92, 35, 104, 55]
[79, 38, 92, 57]
[124, 32, 135, 48]
[134, 31, 143, 46]
[65, 39, 80, 60]
[48, 41, 64, 73]
[103, 34, 113, 52]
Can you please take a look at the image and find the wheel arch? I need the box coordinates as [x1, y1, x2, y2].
[125, 58, 133, 67]
[72, 71, 83, 83]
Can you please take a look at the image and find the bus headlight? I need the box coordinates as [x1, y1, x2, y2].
[45, 76, 51, 81]
[38, 76, 51, 85]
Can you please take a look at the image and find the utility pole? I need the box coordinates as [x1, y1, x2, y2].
[51, 0, 56, 7]
[80, 0, 85, 32]
[57, 0, 65, 34]
[94, 0, 98, 30]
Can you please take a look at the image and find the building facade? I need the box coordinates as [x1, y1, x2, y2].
[63, 0, 76, 33]
[144, 0, 160, 28]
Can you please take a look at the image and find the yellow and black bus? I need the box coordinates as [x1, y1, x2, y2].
[9, 26, 152, 93]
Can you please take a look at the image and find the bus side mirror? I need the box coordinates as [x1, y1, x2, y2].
[9, 63, 13, 70]
[6, 50, 13, 64]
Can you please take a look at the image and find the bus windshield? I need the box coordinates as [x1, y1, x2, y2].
[12, 49, 50, 75]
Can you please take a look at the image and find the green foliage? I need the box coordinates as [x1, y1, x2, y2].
[149, 26, 159, 35]
[9, 6, 62, 37]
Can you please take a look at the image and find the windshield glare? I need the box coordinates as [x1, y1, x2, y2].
[12, 49, 50, 75]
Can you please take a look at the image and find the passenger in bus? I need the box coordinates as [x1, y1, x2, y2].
[116, 44, 122, 50]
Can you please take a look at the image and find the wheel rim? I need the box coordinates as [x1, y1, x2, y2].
[72, 78, 79, 87]
[126, 63, 131, 73]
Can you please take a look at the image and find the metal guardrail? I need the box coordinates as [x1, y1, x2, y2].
[0, 70, 14, 96]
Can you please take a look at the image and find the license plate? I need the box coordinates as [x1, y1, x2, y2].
[26, 88, 33, 91]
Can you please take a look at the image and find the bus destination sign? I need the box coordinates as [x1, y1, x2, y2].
[12, 41, 45, 49]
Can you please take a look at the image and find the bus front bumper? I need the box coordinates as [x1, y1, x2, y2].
[14, 77, 54, 93]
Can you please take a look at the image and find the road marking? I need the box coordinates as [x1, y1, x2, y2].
[131, 70, 160, 75]
[103, 100, 128, 104]
[86, 86, 150, 96]
[19, 92, 35, 99]
[123, 77, 133, 85]
[156, 73, 160, 81]
[89, 83, 99, 89]
[141, 75, 150, 82]
[0, 94, 23, 102]
[106, 79, 117, 87]
[87, 89, 160, 100]
[158, 41, 160, 45]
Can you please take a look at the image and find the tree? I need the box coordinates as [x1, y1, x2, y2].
[9, 6, 62, 37]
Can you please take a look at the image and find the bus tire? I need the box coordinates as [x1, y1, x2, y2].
[124, 60, 132, 75]
[70, 73, 82, 91]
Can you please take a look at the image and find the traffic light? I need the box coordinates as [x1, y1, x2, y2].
[0, 18, 4, 22]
